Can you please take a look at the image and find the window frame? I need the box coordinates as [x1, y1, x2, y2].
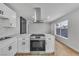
[55, 20, 68, 39]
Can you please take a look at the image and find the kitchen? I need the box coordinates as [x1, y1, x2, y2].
[0, 3, 79, 56]
[0, 3, 55, 56]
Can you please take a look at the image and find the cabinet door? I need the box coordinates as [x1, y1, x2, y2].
[46, 38, 54, 53]
[9, 11, 16, 27]
[0, 4, 5, 16]
[0, 41, 17, 56]
[0, 45, 10, 56]
[18, 38, 26, 53]
[0, 37, 17, 56]
[17, 37, 30, 53]
[4, 6, 16, 27]
[0, 4, 13, 17]
[10, 41, 17, 56]
[0, 4, 16, 27]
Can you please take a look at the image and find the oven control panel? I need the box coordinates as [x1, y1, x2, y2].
[30, 34, 45, 40]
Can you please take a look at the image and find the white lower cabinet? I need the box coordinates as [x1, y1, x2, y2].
[46, 37, 55, 53]
[17, 37, 30, 53]
[0, 41, 17, 56]
[0, 37, 17, 56]
[0, 45, 10, 56]
[10, 41, 17, 56]
[25, 38, 30, 53]
[17, 34, 55, 53]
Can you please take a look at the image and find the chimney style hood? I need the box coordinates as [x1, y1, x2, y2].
[33, 7, 43, 23]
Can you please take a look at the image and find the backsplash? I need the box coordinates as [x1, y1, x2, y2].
[28, 23, 51, 34]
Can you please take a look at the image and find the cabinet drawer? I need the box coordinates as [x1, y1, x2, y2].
[0, 41, 17, 56]
[18, 39, 26, 52]
[1, 45, 11, 56]
[17, 37, 30, 53]
[10, 41, 17, 56]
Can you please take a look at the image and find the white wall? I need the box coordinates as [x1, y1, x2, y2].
[51, 8, 79, 52]
[28, 23, 51, 34]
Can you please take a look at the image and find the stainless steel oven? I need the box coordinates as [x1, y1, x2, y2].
[30, 34, 45, 51]
[30, 40, 45, 51]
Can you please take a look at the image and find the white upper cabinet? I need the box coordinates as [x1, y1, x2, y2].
[0, 3, 16, 27]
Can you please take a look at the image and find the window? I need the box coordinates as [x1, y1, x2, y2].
[56, 20, 68, 38]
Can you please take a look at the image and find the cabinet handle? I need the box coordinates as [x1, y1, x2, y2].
[22, 42, 25, 45]
[22, 39, 25, 40]
[2, 11, 4, 15]
[9, 23, 12, 26]
[8, 46, 12, 51]
[48, 38, 51, 40]
[45, 41, 47, 45]
[0, 10, 4, 15]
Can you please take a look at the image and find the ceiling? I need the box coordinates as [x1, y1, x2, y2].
[5, 3, 79, 22]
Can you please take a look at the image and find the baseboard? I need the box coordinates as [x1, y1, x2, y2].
[15, 52, 55, 56]
[15, 52, 31, 56]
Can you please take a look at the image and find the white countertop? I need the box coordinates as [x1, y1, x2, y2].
[0, 34, 55, 48]
[0, 37, 17, 48]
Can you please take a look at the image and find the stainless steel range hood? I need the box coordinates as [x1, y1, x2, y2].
[34, 7, 43, 23]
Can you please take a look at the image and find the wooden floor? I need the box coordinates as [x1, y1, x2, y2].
[16, 40, 79, 56]
[55, 40, 79, 56]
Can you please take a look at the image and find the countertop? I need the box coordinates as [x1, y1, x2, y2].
[0, 37, 17, 48]
[0, 34, 55, 48]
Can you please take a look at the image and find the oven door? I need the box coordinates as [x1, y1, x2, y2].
[30, 40, 45, 51]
